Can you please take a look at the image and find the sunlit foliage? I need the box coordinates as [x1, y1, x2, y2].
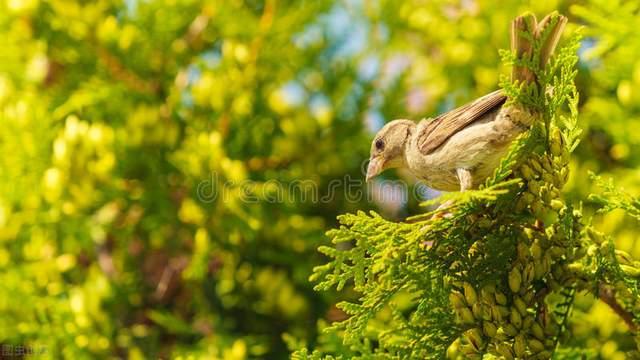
[1, 0, 639, 359]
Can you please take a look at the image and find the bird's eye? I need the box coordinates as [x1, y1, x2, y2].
[375, 139, 384, 151]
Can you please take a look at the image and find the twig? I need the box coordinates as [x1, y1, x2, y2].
[598, 283, 637, 332]
[96, 46, 160, 95]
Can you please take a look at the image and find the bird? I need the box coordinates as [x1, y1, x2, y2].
[365, 12, 567, 200]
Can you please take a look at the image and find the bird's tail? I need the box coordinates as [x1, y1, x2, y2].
[511, 12, 567, 86]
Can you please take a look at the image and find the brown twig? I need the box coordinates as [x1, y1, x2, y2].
[598, 283, 637, 332]
[250, 0, 277, 62]
[185, 14, 210, 46]
[96, 46, 160, 95]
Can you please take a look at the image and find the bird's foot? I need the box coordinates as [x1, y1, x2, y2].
[432, 199, 454, 220]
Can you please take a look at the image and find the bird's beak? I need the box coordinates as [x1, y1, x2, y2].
[366, 156, 384, 182]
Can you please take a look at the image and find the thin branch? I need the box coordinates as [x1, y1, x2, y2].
[96, 46, 160, 95]
[598, 283, 637, 332]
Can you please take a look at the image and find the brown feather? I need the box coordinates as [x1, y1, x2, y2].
[417, 90, 507, 155]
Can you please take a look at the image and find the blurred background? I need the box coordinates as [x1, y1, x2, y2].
[0, 0, 639, 358]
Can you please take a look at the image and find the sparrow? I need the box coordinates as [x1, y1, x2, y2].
[366, 12, 567, 196]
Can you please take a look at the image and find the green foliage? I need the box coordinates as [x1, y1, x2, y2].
[589, 174, 640, 221]
[0, 0, 375, 358]
[1, 0, 640, 359]
[299, 11, 640, 360]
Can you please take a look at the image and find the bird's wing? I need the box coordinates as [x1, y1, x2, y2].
[417, 90, 508, 155]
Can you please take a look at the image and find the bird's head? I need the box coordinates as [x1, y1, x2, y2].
[366, 119, 415, 182]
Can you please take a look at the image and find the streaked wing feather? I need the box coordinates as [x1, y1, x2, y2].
[418, 90, 507, 155]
